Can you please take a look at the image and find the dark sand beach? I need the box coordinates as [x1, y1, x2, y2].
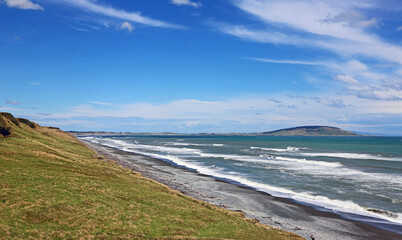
[81, 139, 402, 240]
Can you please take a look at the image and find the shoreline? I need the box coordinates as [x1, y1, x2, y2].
[80, 139, 402, 240]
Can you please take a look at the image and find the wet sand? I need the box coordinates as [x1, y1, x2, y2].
[80, 139, 401, 240]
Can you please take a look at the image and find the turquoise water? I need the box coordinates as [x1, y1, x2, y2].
[82, 135, 402, 230]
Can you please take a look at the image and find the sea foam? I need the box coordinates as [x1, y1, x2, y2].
[300, 152, 402, 162]
[251, 146, 305, 152]
[251, 146, 402, 162]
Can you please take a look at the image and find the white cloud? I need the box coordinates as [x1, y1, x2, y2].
[334, 75, 402, 101]
[61, 0, 182, 28]
[90, 101, 113, 106]
[315, 38, 402, 65]
[248, 57, 326, 66]
[120, 21, 134, 32]
[234, 0, 375, 42]
[249, 57, 387, 81]
[6, 100, 21, 105]
[221, 24, 402, 64]
[248, 56, 401, 102]
[29, 81, 41, 85]
[322, 10, 378, 29]
[0, 106, 27, 112]
[220, 0, 402, 64]
[3, 0, 43, 10]
[328, 60, 389, 81]
[35, 119, 105, 128]
[171, 0, 201, 8]
[397, 26, 402, 31]
[335, 75, 360, 85]
[331, 64, 402, 101]
[217, 24, 306, 45]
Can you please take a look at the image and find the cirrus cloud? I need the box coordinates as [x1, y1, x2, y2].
[219, 0, 402, 64]
[59, 0, 183, 29]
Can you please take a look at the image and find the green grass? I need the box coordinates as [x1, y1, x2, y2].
[0, 113, 302, 239]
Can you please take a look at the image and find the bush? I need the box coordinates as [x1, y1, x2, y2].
[18, 118, 36, 129]
[0, 126, 11, 136]
[0, 117, 11, 136]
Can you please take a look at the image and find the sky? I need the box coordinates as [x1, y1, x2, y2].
[1, 0, 402, 135]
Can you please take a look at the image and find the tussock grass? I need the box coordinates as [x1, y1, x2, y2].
[0, 113, 302, 239]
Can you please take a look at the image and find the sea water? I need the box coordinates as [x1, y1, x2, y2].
[81, 135, 402, 232]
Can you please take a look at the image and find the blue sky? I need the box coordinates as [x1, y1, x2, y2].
[1, 0, 402, 135]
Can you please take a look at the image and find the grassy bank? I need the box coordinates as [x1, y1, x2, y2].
[0, 113, 302, 239]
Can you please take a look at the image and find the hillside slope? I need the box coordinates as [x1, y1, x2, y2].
[263, 126, 358, 136]
[0, 112, 301, 239]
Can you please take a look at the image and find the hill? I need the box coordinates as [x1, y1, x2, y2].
[0, 112, 301, 239]
[263, 126, 358, 136]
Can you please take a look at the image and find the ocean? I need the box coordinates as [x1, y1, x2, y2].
[81, 135, 402, 232]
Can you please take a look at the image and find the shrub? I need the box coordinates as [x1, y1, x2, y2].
[0, 117, 11, 136]
[18, 118, 36, 129]
[0, 126, 11, 136]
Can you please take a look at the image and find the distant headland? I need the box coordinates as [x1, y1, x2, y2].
[262, 126, 358, 136]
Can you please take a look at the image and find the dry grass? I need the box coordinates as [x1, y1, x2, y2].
[0, 113, 302, 239]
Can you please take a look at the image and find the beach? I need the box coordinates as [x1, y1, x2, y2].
[80, 138, 402, 240]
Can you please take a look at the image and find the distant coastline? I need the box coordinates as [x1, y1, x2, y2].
[69, 125, 364, 137]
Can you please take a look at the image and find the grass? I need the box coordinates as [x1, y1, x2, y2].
[0, 113, 302, 239]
